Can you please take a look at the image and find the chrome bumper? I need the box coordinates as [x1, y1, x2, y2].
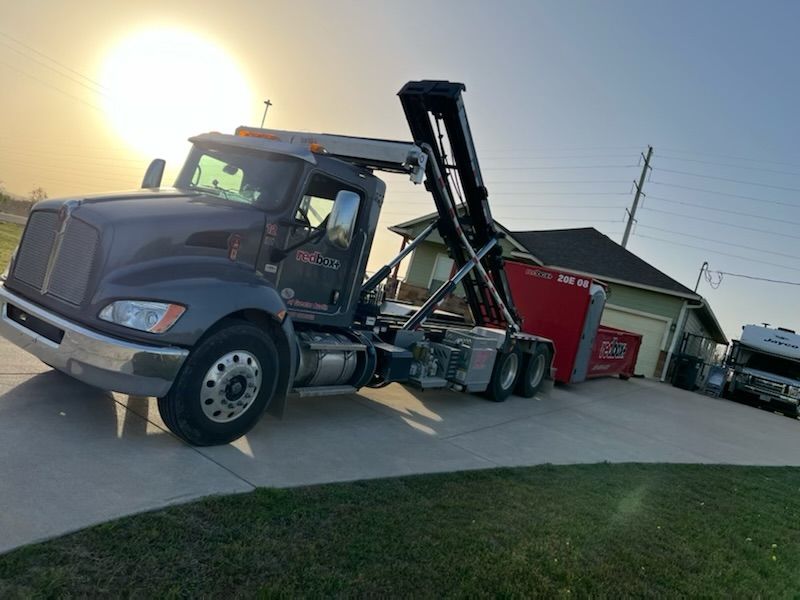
[0, 285, 188, 397]
[739, 383, 799, 406]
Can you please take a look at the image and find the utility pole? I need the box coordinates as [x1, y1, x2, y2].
[260, 99, 273, 128]
[694, 261, 708, 292]
[621, 145, 653, 248]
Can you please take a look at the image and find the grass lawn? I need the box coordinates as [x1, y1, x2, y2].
[1, 464, 799, 597]
[0, 222, 22, 269]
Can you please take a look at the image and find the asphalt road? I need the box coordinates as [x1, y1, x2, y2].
[0, 336, 798, 553]
[0, 212, 27, 225]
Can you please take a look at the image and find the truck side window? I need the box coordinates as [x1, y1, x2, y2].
[295, 174, 359, 230]
[296, 194, 334, 229]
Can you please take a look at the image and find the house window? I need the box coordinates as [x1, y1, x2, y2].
[429, 253, 455, 292]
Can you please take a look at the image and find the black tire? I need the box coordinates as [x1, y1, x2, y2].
[619, 374, 630, 381]
[158, 321, 280, 446]
[515, 345, 550, 398]
[485, 348, 521, 403]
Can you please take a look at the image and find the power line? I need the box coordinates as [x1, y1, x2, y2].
[656, 155, 800, 178]
[0, 165, 138, 188]
[650, 181, 799, 209]
[0, 30, 108, 92]
[482, 164, 638, 171]
[1, 158, 142, 181]
[4, 174, 121, 193]
[485, 179, 631, 185]
[481, 146, 641, 154]
[385, 203, 624, 209]
[0, 156, 146, 175]
[639, 207, 800, 241]
[635, 233, 800, 273]
[480, 153, 639, 160]
[655, 167, 800, 193]
[646, 194, 800, 227]
[636, 224, 800, 261]
[378, 210, 622, 224]
[0, 60, 102, 112]
[0, 138, 135, 151]
[385, 195, 629, 205]
[0, 146, 146, 163]
[0, 38, 108, 98]
[658, 147, 800, 170]
[707, 270, 800, 287]
[391, 190, 630, 196]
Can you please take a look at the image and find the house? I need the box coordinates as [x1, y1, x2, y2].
[389, 212, 727, 379]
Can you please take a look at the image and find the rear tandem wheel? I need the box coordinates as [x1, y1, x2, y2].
[515, 345, 550, 398]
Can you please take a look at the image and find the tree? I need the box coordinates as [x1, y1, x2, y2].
[29, 186, 47, 203]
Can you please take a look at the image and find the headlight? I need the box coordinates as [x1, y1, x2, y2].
[99, 300, 185, 333]
[788, 386, 800, 399]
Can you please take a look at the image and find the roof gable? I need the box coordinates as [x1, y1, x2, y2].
[511, 227, 696, 297]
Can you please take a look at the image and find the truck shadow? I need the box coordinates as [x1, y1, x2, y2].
[0, 370, 170, 442]
[353, 380, 557, 437]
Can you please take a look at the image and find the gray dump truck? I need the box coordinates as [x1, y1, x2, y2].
[0, 81, 554, 445]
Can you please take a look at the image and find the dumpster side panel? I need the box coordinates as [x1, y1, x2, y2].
[505, 261, 593, 383]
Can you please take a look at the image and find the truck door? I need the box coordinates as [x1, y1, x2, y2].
[275, 173, 367, 325]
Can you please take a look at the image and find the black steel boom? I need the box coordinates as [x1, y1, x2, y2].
[398, 80, 520, 329]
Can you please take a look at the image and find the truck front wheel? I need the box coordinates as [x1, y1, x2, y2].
[158, 322, 279, 446]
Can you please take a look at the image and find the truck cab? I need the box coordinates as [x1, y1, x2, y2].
[179, 131, 387, 328]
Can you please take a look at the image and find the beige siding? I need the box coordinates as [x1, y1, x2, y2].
[404, 237, 516, 293]
[404, 242, 440, 288]
[605, 283, 683, 322]
[684, 311, 705, 336]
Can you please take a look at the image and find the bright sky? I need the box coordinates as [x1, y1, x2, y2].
[0, 0, 798, 342]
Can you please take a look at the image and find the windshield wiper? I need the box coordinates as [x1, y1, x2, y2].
[212, 183, 231, 202]
[196, 185, 232, 202]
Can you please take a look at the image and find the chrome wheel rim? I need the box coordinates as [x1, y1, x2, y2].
[529, 353, 546, 389]
[200, 350, 262, 423]
[500, 353, 520, 390]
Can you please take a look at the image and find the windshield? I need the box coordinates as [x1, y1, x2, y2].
[745, 352, 800, 380]
[175, 145, 303, 210]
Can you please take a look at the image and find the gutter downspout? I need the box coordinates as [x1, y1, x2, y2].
[660, 298, 705, 382]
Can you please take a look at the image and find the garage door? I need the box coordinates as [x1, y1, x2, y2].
[601, 306, 670, 377]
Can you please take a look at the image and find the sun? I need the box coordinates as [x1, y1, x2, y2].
[100, 28, 253, 160]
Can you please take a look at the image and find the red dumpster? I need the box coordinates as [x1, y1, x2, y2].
[504, 261, 641, 383]
[586, 325, 642, 380]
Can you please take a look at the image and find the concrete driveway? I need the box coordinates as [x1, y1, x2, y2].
[1, 338, 798, 553]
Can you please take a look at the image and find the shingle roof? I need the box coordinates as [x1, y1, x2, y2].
[511, 227, 697, 297]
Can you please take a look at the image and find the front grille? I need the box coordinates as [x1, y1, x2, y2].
[11, 210, 100, 306]
[750, 377, 785, 395]
[47, 219, 99, 305]
[13, 212, 58, 289]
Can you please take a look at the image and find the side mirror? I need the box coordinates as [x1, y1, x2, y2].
[141, 159, 166, 189]
[326, 190, 360, 250]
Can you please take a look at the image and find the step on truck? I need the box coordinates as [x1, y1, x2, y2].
[724, 324, 800, 417]
[0, 80, 554, 446]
